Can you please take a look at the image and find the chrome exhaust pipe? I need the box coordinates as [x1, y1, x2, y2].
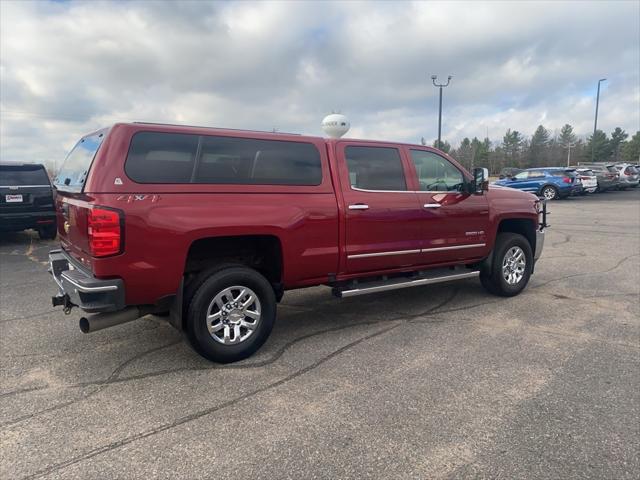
[79, 307, 145, 333]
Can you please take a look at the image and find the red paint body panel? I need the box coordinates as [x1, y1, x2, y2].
[54, 123, 539, 308]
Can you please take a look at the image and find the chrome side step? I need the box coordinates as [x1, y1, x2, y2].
[334, 270, 479, 298]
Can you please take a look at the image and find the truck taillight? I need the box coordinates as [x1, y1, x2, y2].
[88, 207, 122, 257]
[563, 177, 571, 183]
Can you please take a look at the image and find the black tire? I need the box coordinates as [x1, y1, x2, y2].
[539, 185, 558, 201]
[186, 266, 276, 363]
[480, 233, 533, 297]
[38, 225, 57, 240]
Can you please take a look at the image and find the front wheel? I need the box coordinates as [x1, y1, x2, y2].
[480, 233, 533, 297]
[186, 266, 276, 363]
[540, 185, 558, 200]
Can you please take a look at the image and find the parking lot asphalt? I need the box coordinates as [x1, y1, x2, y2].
[1, 189, 639, 480]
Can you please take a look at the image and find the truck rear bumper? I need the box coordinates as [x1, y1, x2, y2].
[49, 249, 125, 313]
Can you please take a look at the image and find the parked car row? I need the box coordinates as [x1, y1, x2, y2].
[494, 163, 639, 200]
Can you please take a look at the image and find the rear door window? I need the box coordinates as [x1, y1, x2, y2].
[54, 133, 105, 192]
[344, 146, 406, 191]
[1, 165, 50, 186]
[125, 132, 322, 186]
[527, 170, 546, 179]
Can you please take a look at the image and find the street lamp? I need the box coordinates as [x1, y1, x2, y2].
[431, 75, 452, 150]
[563, 142, 576, 167]
[592, 78, 606, 162]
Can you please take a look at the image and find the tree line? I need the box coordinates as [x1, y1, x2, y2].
[423, 126, 640, 174]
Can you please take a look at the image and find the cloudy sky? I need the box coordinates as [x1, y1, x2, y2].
[1, 0, 638, 167]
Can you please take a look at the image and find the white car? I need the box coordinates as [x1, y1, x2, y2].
[575, 168, 598, 194]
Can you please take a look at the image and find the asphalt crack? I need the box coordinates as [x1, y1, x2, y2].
[21, 322, 403, 480]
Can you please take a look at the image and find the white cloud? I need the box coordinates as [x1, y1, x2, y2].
[0, 0, 638, 168]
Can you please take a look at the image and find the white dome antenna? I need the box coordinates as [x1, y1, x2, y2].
[321, 113, 350, 138]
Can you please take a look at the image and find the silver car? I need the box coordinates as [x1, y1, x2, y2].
[576, 163, 620, 192]
[615, 164, 639, 189]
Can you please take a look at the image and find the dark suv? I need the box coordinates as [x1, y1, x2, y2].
[0, 163, 57, 239]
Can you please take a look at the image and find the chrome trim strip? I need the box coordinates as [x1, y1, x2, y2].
[348, 249, 421, 259]
[0, 184, 51, 188]
[60, 272, 119, 292]
[347, 243, 486, 259]
[351, 186, 412, 194]
[351, 186, 461, 194]
[421, 243, 486, 252]
[423, 203, 442, 208]
[339, 271, 480, 298]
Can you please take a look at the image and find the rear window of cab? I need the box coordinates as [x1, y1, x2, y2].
[124, 132, 323, 186]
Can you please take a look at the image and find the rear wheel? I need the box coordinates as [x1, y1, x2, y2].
[480, 233, 533, 297]
[38, 225, 57, 240]
[186, 266, 276, 363]
[540, 185, 558, 200]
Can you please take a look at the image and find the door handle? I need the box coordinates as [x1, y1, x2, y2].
[348, 203, 369, 210]
[423, 203, 442, 208]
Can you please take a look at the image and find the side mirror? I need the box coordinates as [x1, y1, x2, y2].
[472, 167, 489, 193]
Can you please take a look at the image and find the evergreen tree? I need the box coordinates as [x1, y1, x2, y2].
[529, 125, 550, 166]
[502, 129, 524, 167]
[622, 131, 640, 164]
[558, 124, 577, 146]
[586, 130, 611, 162]
[456, 137, 473, 169]
[432, 139, 451, 153]
[471, 137, 489, 170]
[609, 127, 628, 162]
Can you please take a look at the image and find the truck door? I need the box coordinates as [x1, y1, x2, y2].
[336, 142, 424, 274]
[406, 148, 490, 265]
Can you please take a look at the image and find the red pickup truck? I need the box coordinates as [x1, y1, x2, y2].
[49, 122, 546, 363]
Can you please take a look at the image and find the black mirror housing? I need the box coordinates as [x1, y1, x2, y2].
[472, 168, 489, 194]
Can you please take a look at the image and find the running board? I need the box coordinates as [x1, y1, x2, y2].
[334, 270, 479, 298]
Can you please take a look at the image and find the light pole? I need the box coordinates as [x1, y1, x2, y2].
[564, 142, 576, 167]
[592, 78, 606, 161]
[431, 75, 452, 150]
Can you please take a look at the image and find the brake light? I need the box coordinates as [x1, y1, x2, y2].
[87, 207, 122, 257]
[563, 177, 571, 183]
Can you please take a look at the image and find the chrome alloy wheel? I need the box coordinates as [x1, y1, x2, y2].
[206, 286, 261, 345]
[542, 187, 556, 200]
[502, 246, 526, 285]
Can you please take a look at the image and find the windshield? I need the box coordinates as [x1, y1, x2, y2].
[0, 164, 50, 186]
[54, 132, 106, 192]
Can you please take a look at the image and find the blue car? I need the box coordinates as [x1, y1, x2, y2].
[493, 167, 582, 200]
